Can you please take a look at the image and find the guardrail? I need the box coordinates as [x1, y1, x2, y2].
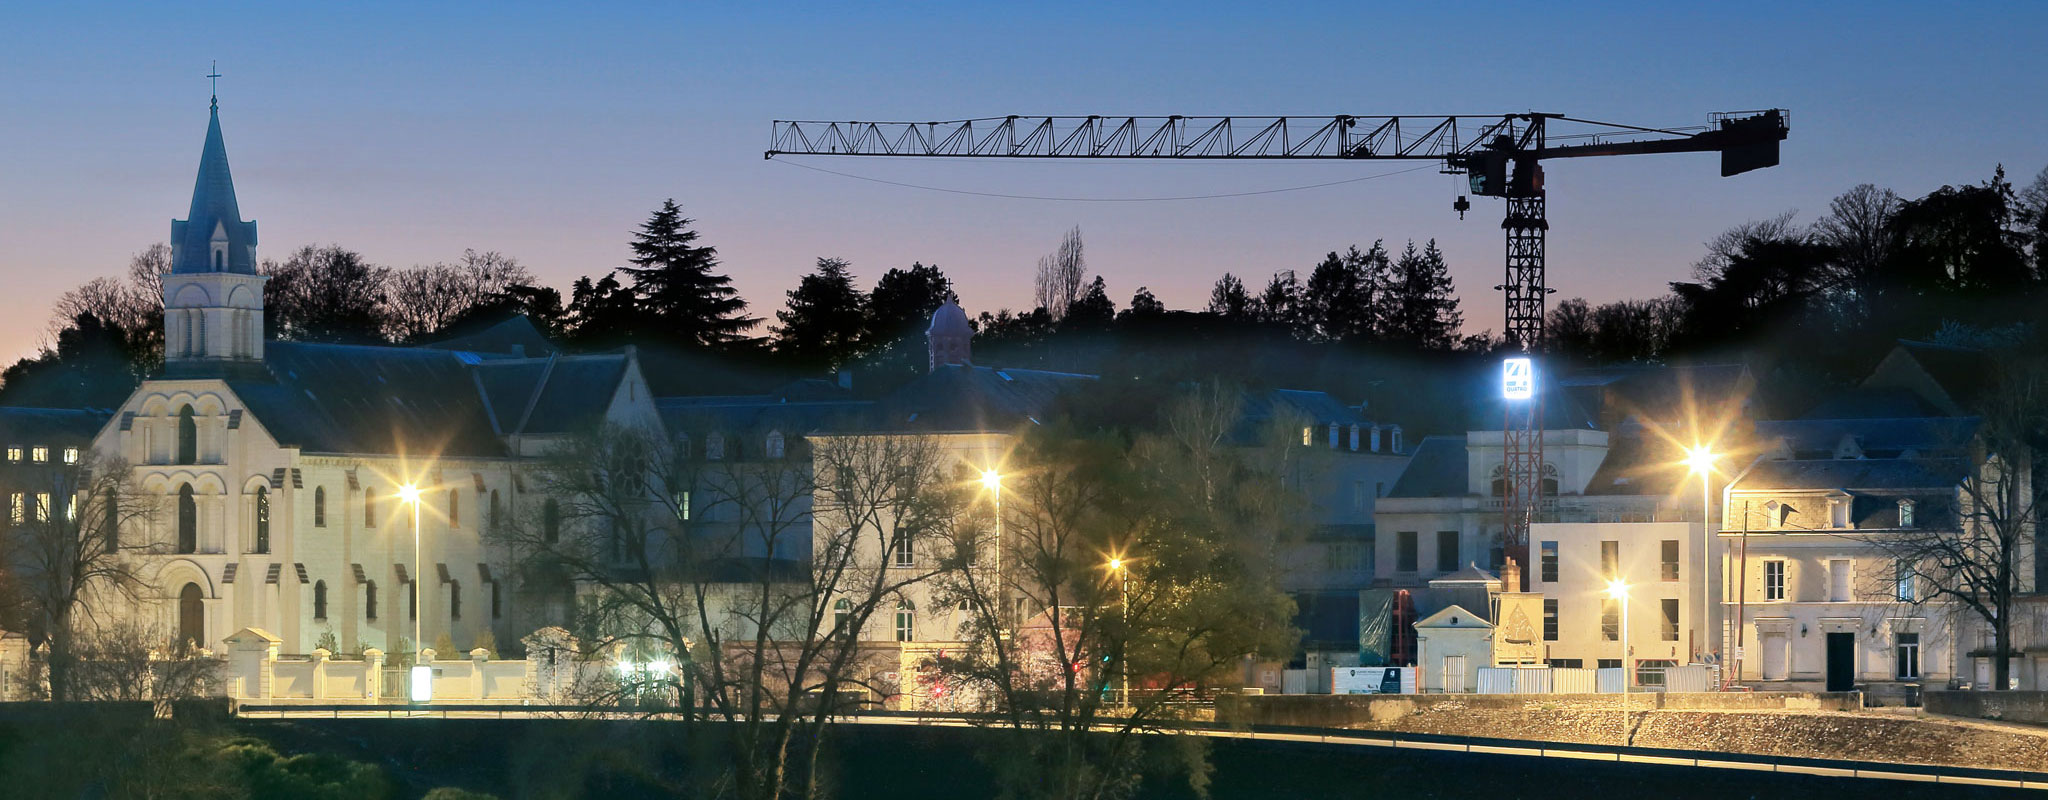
[231, 703, 2048, 790]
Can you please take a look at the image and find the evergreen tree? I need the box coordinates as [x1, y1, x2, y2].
[1064, 276, 1115, 329]
[620, 199, 755, 347]
[1256, 270, 1303, 329]
[1383, 239, 1462, 350]
[1300, 244, 1383, 343]
[1207, 273, 1252, 320]
[865, 262, 953, 352]
[1119, 286, 1167, 322]
[774, 257, 869, 370]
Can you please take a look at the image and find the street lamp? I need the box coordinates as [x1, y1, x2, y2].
[398, 482, 430, 703]
[1109, 555, 1129, 709]
[1684, 445, 1717, 684]
[1606, 579, 1630, 744]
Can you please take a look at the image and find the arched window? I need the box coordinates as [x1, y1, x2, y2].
[176, 405, 197, 465]
[448, 490, 461, 528]
[489, 490, 501, 534]
[449, 580, 462, 621]
[178, 582, 204, 649]
[490, 581, 501, 619]
[365, 580, 379, 621]
[252, 486, 270, 553]
[364, 488, 378, 528]
[833, 598, 852, 635]
[313, 486, 326, 527]
[313, 580, 328, 621]
[176, 484, 197, 554]
[542, 499, 561, 544]
[894, 600, 915, 642]
[408, 581, 418, 621]
[213, 249, 224, 271]
[706, 433, 725, 461]
[675, 434, 691, 460]
[765, 431, 786, 459]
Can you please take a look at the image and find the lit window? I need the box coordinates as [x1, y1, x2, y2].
[33, 493, 50, 522]
[1301, 427, 1312, 447]
[10, 493, 23, 524]
[4, 447, 18, 463]
[62, 447, 78, 464]
[31, 447, 47, 463]
[1897, 499, 1915, 528]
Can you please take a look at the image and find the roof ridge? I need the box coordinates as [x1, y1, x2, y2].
[510, 353, 557, 436]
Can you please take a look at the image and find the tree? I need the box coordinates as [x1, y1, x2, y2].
[263, 244, 392, 343]
[864, 262, 953, 353]
[1299, 245, 1383, 343]
[0, 313, 149, 410]
[1813, 183, 1902, 307]
[384, 250, 534, 342]
[1854, 355, 2045, 692]
[1546, 298, 1597, 362]
[930, 386, 1301, 800]
[493, 283, 570, 339]
[1118, 287, 1167, 323]
[2, 453, 160, 701]
[1381, 240, 1462, 350]
[1255, 270, 1302, 329]
[563, 271, 643, 346]
[1206, 274, 1252, 320]
[1885, 168, 2031, 297]
[1034, 227, 1088, 322]
[620, 199, 755, 348]
[1063, 276, 1115, 330]
[2018, 165, 2048, 276]
[774, 257, 869, 370]
[495, 421, 965, 800]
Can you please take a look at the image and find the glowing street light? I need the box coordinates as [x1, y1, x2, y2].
[980, 469, 1002, 494]
[1607, 579, 1631, 742]
[1683, 445, 1718, 686]
[400, 482, 430, 703]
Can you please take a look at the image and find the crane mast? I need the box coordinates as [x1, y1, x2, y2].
[767, 109, 1788, 589]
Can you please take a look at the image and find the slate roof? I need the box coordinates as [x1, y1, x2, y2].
[170, 103, 257, 275]
[1729, 457, 1969, 492]
[1385, 436, 1469, 498]
[1557, 363, 1751, 427]
[0, 408, 112, 444]
[1895, 340, 1992, 409]
[873, 364, 1096, 433]
[1754, 416, 1980, 459]
[1800, 387, 1945, 420]
[419, 315, 557, 358]
[223, 343, 630, 456]
[1467, 384, 1599, 432]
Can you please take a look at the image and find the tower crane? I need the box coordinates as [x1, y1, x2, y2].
[766, 110, 1789, 587]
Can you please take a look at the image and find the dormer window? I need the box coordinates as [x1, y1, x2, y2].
[1349, 424, 1360, 451]
[675, 434, 691, 460]
[1301, 427, 1312, 447]
[1389, 427, 1403, 454]
[1327, 423, 1339, 449]
[1370, 427, 1381, 452]
[765, 431, 786, 459]
[213, 249, 224, 271]
[1898, 499, 1916, 528]
[706, 432, 725, 461]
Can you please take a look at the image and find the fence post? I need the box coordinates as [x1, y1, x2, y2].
[223, 628, 283, 700]
[310, 648, 331, 700]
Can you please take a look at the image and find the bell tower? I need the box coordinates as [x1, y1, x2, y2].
[165, 94, 267, 376]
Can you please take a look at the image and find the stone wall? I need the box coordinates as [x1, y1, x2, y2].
[1924, 690, 2048, 724]
[1219, 691, 1862, 728]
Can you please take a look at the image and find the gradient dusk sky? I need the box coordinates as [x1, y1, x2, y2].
[2, 2, 2044, 365]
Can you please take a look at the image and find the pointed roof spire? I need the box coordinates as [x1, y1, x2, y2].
[171, 87, 258, 274]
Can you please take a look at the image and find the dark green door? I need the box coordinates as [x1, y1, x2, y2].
[1825, 632, 1855, 692]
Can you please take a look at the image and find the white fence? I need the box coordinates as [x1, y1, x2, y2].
[1468, 665, 1710, 695]
[223, 626, 593, 704]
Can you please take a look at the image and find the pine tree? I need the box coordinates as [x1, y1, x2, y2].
[620, 199, 755, 347]
[1207, 273, 1253, 320]
[775, 257, 869, 370]
[1120, 286, 1167, 321]
[1384, 239, 1462, 350]
[1301, 244, 1383, 343]
[1256, 270, 1303, 330]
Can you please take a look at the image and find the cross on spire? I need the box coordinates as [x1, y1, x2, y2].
[207, 61, 221, 110]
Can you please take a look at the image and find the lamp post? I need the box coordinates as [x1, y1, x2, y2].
[399, 483, 429, 703]
[1109, 557, 1128, 709]
[1606, 579, 1630, 744]
[980, 468, 1005, 626]
[1684, 446, 1717, 684]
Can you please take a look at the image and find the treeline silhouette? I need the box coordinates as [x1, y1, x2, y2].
[7, 163, 2045, 435]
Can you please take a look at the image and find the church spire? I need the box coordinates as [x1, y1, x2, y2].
[171, 87, 258, 275]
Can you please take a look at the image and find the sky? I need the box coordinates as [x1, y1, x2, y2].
[1, 1, 2044, 364]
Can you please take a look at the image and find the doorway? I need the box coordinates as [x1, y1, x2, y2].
[178, 583, 204, 650]
[1444, 655, 1466, 692]
[1825, 632, 1855, 692]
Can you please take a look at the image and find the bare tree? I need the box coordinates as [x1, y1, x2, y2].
[1034, 227, 1088, 322]
[930, 388, 1303, 800]
[385, 250, 535, 341]
[495, 422, 964, 800]
[1852, 358, 2044, 691]
[1, 453, 162, 701]
[62, 621, 224, 710]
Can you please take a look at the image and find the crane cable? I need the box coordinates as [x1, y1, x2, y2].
[768, 157, 1441, 203]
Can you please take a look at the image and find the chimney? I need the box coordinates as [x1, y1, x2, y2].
[1499, 556, 1522, 594]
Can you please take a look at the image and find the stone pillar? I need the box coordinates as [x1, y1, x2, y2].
[0, 632, 26, 701]
[521, 627, 579, 704]
[363, 648, 385, 700]
[470, 648, 489, 699]
[222, 628, 282, 700]
[310, 648, 330, 699]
